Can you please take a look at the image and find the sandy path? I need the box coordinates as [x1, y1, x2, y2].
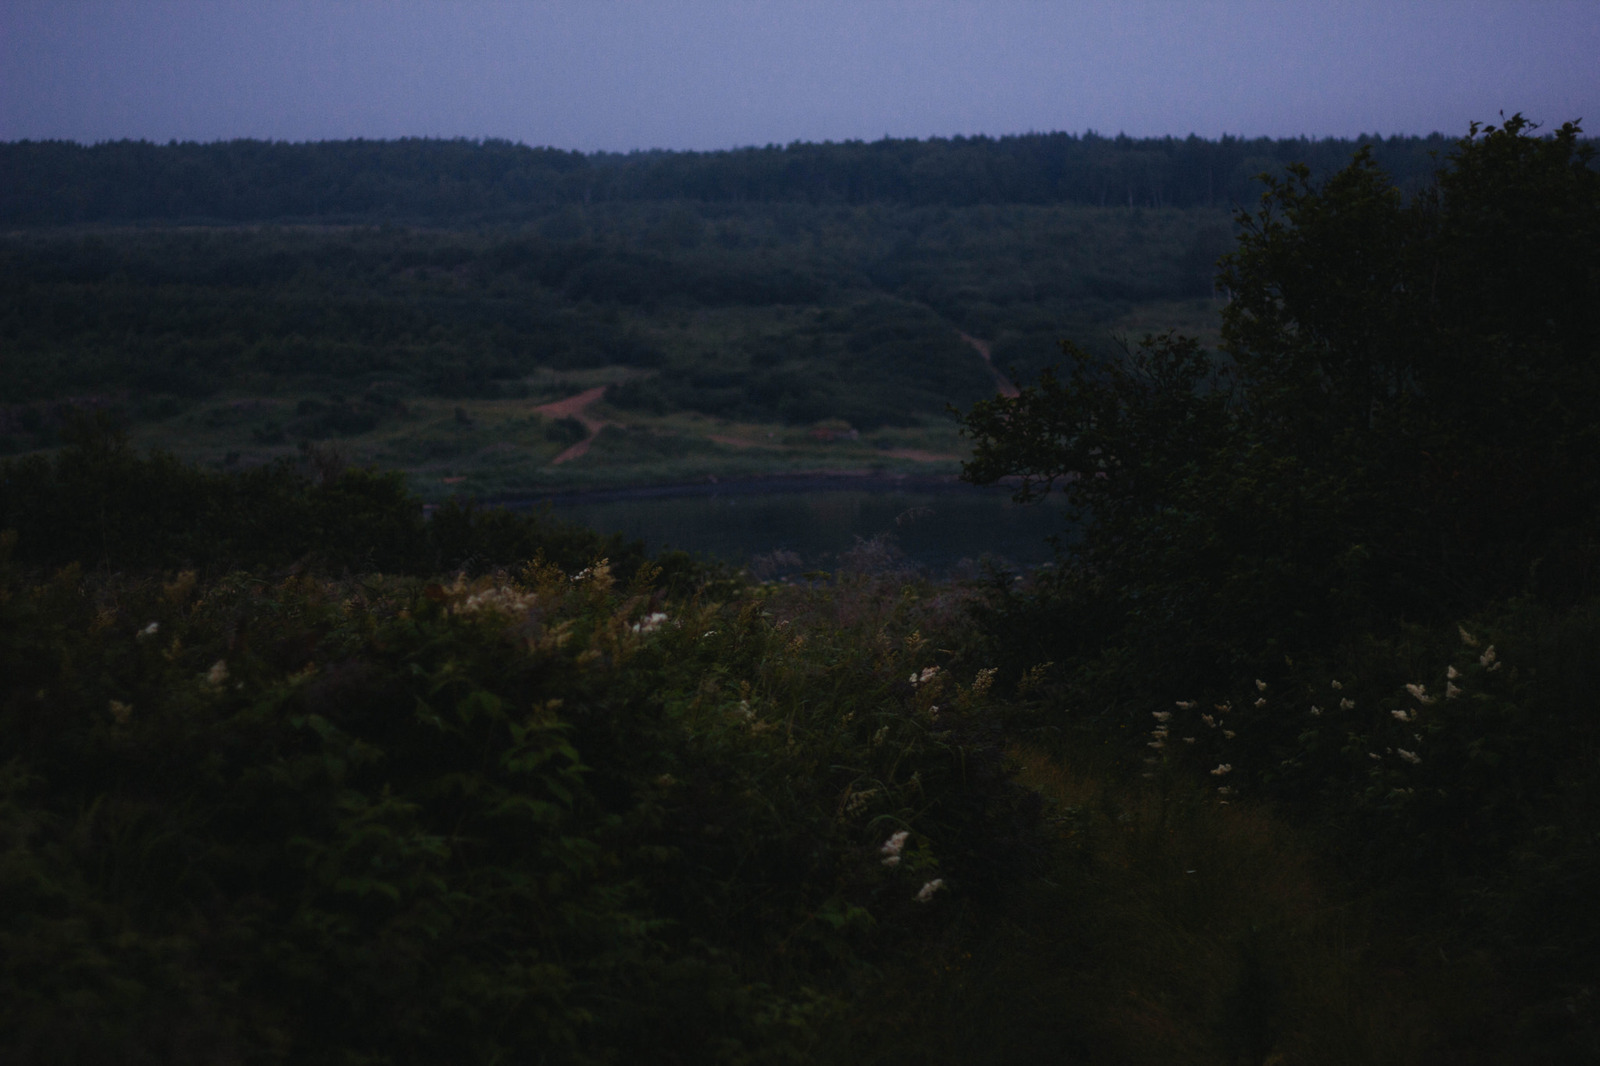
[534, 386, 962, 467]
[535, 385, 612, 465]
[882, 448, 962, 463]
[960, 333, 1021, 398]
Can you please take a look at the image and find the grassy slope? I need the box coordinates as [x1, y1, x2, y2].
[1, 204, 1228, 497]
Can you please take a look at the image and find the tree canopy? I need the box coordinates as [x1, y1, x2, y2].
[960, 115, 1600, 688]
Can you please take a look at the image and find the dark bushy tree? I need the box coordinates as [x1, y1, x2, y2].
[960, 115, 1600, 692]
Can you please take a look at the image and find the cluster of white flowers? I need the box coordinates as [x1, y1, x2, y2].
[570, 560, 612, 584]
[1340, 698, 1356, 711]
[971, 666, 999, 698]
[138, 621, 160, 640]
[205, 660, 229, 687]
[1210, 763, 1232, 776]
[1480, 645, 1500, 671]
[908, 666, 940, 686]
[454, 586, 539, 617]
[914, 878, 946, 903]
[1404, 682, 1437, 706]
[1255, 679, 1268, 692]
[1392, 708, 1415, 723]
[1396, 749, 1422, 765]
[108, 699, 133, 724]
[880, 830, 909, 867]
[630, 612, 669, 634]
[1175, 700, 1196, 710]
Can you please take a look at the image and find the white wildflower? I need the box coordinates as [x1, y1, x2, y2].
[1151, 710, 1172, 722]
[1201, 714, 1216, 727]
[880, 830, 909, 866]
[1223, 730, 1236, 739]
[1368, 752, 1381, 760]
[1175, 700, 1196, 710]
[1392, 708, 1415, 723]
[108, 699, 133, 724]
[1331, 680, 1343, 690]
[1396, 749, 1421, 765]
[1446, 682, 1461, 699]
[1147, 739, 1166, 750]
[1340, 698, 1356, 711]
[1447, 665, 1460, 679]
[1405, 683, 1436, 705]
[1210, 763, 1232, 776]
[1254, 697, 1267, 708]
[1217, 786, 1234, 797]
[456, 586, 539, 616]
[871, 726, 889, 746]
[138, 622, 160, 640]
[630, 612, 669, 634]
[909, 666, 940, 686]
[1310, 705, 1323, 716]
[205, 660, 229, 686]
[1480, 645, 1498, 669]
[1459, 626, 1479, 648]
[1255, 679, 1268, 692]
[1182, 736, 1196, 744]
[914, 878, 946, 903]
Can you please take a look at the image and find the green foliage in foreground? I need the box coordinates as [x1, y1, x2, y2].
[0, 539, 1035, 1064]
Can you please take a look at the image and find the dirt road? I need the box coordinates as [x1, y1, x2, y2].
[535, 385, 611, 465]
[960, 333, 1021, 398]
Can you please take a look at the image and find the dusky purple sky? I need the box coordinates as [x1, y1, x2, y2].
[3, 1, 1597, 151]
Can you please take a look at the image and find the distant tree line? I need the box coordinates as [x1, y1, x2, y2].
[2, 130, 1542, 225]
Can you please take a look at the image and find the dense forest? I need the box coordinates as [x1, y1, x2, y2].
[1, 130, 1476, 225]
[4, 116, 1599, 1063]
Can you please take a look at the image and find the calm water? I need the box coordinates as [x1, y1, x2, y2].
[510, 476, 1072, 574]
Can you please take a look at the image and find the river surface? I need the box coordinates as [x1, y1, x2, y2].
[504, 476, 1072, 575]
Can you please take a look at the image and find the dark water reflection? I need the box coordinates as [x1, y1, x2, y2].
[510, 477, 1073, 575]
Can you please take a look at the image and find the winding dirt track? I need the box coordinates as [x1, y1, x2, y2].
[960, 333, 1021, 398]
[535, 385, 611, 465]
[535, 328, 1006, 467]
